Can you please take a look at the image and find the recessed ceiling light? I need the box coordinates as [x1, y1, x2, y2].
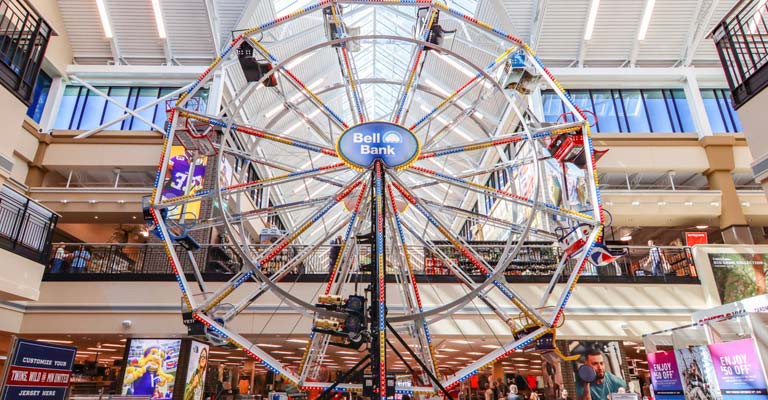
[337, 351, 357, 355]
[286, 339, 309, 344]
[695, 225, 708, 229]
[257, 344, 281, 348]
[272, 351, 293, 354]
[37, 339, 74, 344]
[227, 356, 247, 359]
[440, 348, 459, 352]
[620, 234, 632, 241]
[684, 201, 694, 206]
[631, 201, 641, 206]
[86, 348, 116, 352]
[481, 344, 499, 349]
[77, 351, 98, 355]
[467, 352, 483, 356]
[209, 350, 228, 354]
[209, 359, 227, 362]
[102, 343, 124, 348]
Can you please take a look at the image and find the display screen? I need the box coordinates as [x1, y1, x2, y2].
[183, 341, 209, 400]
[121, 339, 182, 397]
[161, 146, 207, 219]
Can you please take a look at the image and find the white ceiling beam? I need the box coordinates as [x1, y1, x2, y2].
[204, 0, 222, 54]
[529, 0, 549, 51]
[680, 0, 720, 67]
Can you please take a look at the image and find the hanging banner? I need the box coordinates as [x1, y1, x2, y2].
[709, 338, 768, 399]
[646, 350, 685, 400]
[685, 232, 709, 246]
[0, 338, 77, 400]
[674, 345, 721, 400]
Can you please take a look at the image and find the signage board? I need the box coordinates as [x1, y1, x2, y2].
[0, 338, 77, 400]
[647, 350, 685, 400]
[709, 338, 768, 399]
[336, 121, 420, 170]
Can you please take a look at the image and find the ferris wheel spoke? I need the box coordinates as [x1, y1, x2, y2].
[419, 199, 557, 241]
[198, 174, 367, 314]
[406, 166, 597, 225]
[324, 181, 369, 295]
[159, 162, 346, 209]
[249, 38, 351, 130]
[189, 196, 333, 232]
[386, 171, 548, 327]
[329, 3, 368, 123]
[391, 7, 438, 125]
[408, 46, 517, 132]
[221, 214, 354, 322]
[179, 108, 338, 157]
[395, 215, 517, 330]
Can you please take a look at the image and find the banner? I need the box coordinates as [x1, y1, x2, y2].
[686, 232, 709, 246]
[1, 338, 77, 400]
[183, 341, 209, 400]
[564, 340, 628, 400]
[709, 338, 768, 400]
[121, 339, 181, 397]
[674, 346, 721, 400]
[647, 351, 685, 400]
[708, 253, 768, 303]
[161, 146, 207, 219]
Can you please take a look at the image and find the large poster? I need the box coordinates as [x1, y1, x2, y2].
[161, 146, 207, 219]
[708, 253, 768, 303]
[646, 351, 685, 400]
[674, 346, 721, 400]
[708, 338, 768, 400]
[183, 341, 209, 400]
[0, 338, 76, 400]
[121, 339, 181, 397]
[564, 340, 628, 400]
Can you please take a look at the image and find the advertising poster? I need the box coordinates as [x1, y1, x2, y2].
[0, 338, 76, 400]
[564, 340, 628, 400]
[646, 351, 685, 400]
[674, 346, 721, 400]
[708, 338, 768, 400]
[161, 146, 207, 219]
[708, 253, 768, 303]
[183, 341, 209, 400]
[122, 339, 181, 397]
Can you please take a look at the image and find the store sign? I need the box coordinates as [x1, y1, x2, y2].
[336, 122, 420, 170]
[685, 231, 708, 246]
[0, 338, 76, 400]
[708, 253, 768, 304]
[647, 351, 684, 400]
[709, 338, 768, 399]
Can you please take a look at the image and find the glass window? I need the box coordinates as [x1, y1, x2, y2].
[570, 90, 592, 124]
[620, 90, 650, 132]
[54, 86, 82, 129]
[102, 87, 130, 130]
[669, 89, 695, 133]
[591, 90, 620, 133]
[26, 71, 52, 123]
[642, 90, 673, 132]
[77, 88, 108, 130]
[542, 92, 564, 123]
[130, 87, 160, 131]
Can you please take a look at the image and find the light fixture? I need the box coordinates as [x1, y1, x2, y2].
[439, 348, 459, 352]
[710, 202, 720, 207]
[584, 0, 601, 40]
[89, 200, 97, 204]
[102, 343, 124, 348]
[77, 351, 98, 355]
[481, 344, 499, 349]
[449, 340, 473, 345]
[286, 339, 309, 344]
[695, 225, 708, 229]
[60, 200, 69, 204]
[684, 201, 694, 206]
[151, 0, 167, 38]
[209, 350, 229, 354]
[257, 343, 281, 348]
[209, 358, 228, 362]
[95, 0, 113, 38]
[604, 201, 614, 206]
[637, 0, 656, 40]
[631, 201, 640, 206]
[38, 339, 74, 344]
[272, 351, 293, 354]
[620, 234, 632, 241]
[117, 199, 126, 204]
[226, 356, 247, 359]
[87, 347, 116, 352]
[742, 202, 751, 207]
[132, 215, 137, 220]
[94, 216, 99, 219]
[657, 201, 667, 206]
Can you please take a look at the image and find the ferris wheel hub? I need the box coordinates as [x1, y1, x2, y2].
[336, 121, 420, 171]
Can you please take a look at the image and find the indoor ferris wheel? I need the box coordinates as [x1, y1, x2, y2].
[148, 0, 605, 397]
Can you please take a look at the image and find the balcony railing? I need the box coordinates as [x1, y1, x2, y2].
[0, 185, 58, 263]
[713, 0, 768, 108]
[0, 0, 51, 104]
[42, 242, 699, 284]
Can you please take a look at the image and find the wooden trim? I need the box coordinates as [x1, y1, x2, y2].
[50, 130, 164, 145]
[592, 133, 701, 147]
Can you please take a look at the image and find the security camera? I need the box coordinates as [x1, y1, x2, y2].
[122, 320, 133, 328]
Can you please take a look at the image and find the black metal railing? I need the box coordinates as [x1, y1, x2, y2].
[0, 185, 58, 263]
[0, 0, 51, 104]
[713, 0, 768, 108]
[42, 242, 699, 284]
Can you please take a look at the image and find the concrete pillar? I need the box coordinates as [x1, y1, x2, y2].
[700, 136, 753, 244]
[24, 133, 51, 187]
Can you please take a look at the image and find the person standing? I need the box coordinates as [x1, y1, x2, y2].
[328, 236, 342, 271]
[647, 240, 666, 276]
[71, 245, 91, 273]
[50, 244, 66, 273]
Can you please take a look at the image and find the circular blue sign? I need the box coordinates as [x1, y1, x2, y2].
[336, 122, 420, 170]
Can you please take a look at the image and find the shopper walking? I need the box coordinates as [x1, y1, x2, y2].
[508, 384, 519, 400]
[71, 245, 91, 273]
[647, 240, 666, 276]
[50, 244, 66, 273]
[485, 382, 496, 400]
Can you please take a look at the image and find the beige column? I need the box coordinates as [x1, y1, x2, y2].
[25, 133, 51, 187]
[700, 136, 753, 244]
[492, 362, 505, 381]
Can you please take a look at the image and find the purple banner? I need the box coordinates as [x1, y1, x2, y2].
[647, 351, 684, 400]
[709, 338, 768, 400]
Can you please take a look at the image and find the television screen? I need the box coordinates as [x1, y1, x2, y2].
[121, 339, 182, 397]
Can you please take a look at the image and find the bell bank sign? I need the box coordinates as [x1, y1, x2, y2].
[336, 121, 420, 170]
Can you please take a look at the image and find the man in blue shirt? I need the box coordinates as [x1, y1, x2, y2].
[71, 245, 91, 273]
[576, 348, 627, 400]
